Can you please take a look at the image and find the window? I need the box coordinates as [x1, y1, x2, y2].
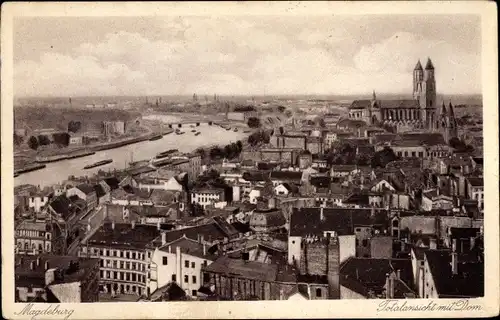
[355, 228, 361, 232]
[292, 240, 295, 244]
[132, 252, 136, 259]
[120, 261, 124, 269]
[192, 290, 197, 296]
[184, 275, 189, 283]
[172, 274, 177, 282]
[191, 262, 195, 268]
[185, 260, 189, 268]
[316, 288, 322, 297]
[126, 252, 130, 259]
[132, 273, 137, 282]
[192, 276, 197, 284]
[162, 257, 168, 265]
[203, 273, 210, 283]
[362, 239, 368, 247]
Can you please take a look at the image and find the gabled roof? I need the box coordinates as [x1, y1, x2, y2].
[425, 249, 484, 297]
[378, 100, 420, 109]
[270, 171, 303, 181]
[339, 257, 414, 297]
[349, 100, 371, 110]
[75, 184, 95, 195]
[158, 236, 217, 260]
[88, 223, 160, 250]
[203, 256, 278, 282]
[289, 207, 389, 237]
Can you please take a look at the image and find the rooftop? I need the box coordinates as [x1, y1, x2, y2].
[290, 207, 389, 237]
[158, 236, 217, 260]
[87, 223, 161, 250]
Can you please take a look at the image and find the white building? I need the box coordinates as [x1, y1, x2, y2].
[149, 235, 215, 298]
[190, 188, 225, 209]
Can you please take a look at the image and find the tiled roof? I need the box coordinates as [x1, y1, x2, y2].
[76, 184, 95, 195]
[349, 100, 371, 110]
[289, 207, 389, 237]
[398, 133, 446, 146]
[270, 171, 303, 181]
[49, 195, 74, 219]
[15, 254, 99, 287]
[203, 256, 278, 282]
[150, 221, 236, 247]
[87, 223, 161, 250]
[378, 100, 420, 109]
[339, 257, 414, 297]
[158, 236, 217, 260]
[425, 249, 484, 297]
[242, 171, 269, 182]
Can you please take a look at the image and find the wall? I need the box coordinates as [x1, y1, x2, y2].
[340, 285, 367, 299]
[338, 235, 356, 264]
[288, 236, 302, 265]
[48, 282, 82, 302]
[370, 236, 393, 259]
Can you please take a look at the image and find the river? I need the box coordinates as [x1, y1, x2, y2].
[15, 114, 247, 188]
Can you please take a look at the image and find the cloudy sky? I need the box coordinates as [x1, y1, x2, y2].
[14, 15, 481, 97]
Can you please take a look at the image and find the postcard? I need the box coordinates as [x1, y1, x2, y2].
[2, 1, 498, 319]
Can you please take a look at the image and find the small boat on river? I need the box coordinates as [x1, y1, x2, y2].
[195, 132, 201, 136]
[83, 159, 113, 169]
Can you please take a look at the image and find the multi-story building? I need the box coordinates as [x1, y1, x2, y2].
[79, 221, 161, 298]
[15, 254, 100, 302]
[149, 235, 216, 298]
[15, 219, 64, 255]
[190, 188, 225, 209]
[66, 184, 98, 211]
[466, 177, 484, 211]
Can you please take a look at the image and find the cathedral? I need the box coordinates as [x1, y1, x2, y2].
[348, 58, 457, 142]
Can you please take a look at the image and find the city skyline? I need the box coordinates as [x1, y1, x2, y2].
[14, 15, 481, 97]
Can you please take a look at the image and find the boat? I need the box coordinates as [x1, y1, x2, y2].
[14, 163, 47, 175]
[14, 173, 19, 178]
[191, 129, 197, 132]
[176, 131, 185, 135]
[155, 149, 179, 159]
[243, 130, 251, 133]
[226, 127, 231, 131]
[83, 159, 113, 169]
[233, 128, 238, 132]
[195, 132, 201, 136]
[149, 134, 163, 141]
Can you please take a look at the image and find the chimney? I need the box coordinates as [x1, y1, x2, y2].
[400, 240, 406, 252]
[429, 238, 437, 250]
[168, 246, 171, 253]
[131, 220, 136, 229]
[396, 269, 401, 280]
[320, 207, 325, 221]
[452, 239, 457, 253]
[389, 275, 395, 298]
[30, 261, 35, 270]
[200, 235, 205, 244]
[44, 261, 50, 270]
[161, 232, 167, 246]
[36, 257, 41, 266]
[203, 243, 207, 256]
[112, 221, 115, 230]
[157, 221, 161, 231]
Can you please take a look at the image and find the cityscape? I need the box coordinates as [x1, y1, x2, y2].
[12, 14, 485, 303]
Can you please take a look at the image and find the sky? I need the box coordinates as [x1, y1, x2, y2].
[13, 15, 481, 97]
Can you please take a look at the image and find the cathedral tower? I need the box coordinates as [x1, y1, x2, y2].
[414, 58, 437, 130]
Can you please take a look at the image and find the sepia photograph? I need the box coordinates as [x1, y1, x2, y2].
[2, 1, 498, 319]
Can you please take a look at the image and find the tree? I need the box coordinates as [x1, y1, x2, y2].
[277, 105, 286, 113]
[247, 117, 261, 128]
[371, 146, 398, 168]
[318, 118, 326, 128]
[52, 132, 70, 147]
[28, 136, 39, 150]
[248, 130, 270, 146]
[210, 146, 223, 159]
[190, 203, 205, 217]
[37, 135, 51, 146]
[236, 140, 243, 152]
[68, 120, 82, 133]
[279, 126, 284, 135]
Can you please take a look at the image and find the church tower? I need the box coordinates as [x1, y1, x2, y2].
[414, 58, 437, 130]
[438, 101, 458, 143]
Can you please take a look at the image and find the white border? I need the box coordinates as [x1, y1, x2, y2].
[2, 1, 498, 319]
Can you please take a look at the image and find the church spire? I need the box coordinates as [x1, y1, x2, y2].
[372, 90, 377, 101]
[448, 101, 455, 118]
[441, 101, 447, 115]
[414, 60, 423, 71]
[425, 57, 434, 70]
